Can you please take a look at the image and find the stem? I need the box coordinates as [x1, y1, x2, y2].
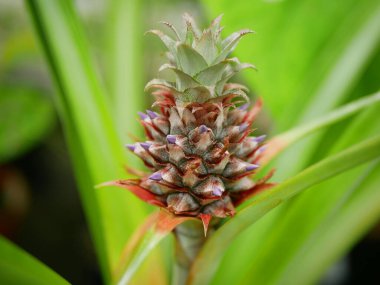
[172, 220, 209, 285]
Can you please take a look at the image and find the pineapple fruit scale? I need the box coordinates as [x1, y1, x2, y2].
[114, 14, 272, 225]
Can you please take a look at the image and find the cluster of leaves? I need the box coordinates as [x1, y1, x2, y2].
[1, 1, 380, 285]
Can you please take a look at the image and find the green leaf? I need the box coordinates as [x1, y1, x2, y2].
[202, 0, 380, 131]
[146, 30, 177, 56]
[213, 29, 253, 64]
[159, 64, 200, 91]
[199, 2, 380, 282]
[115, 211, 195, 285]
[286, 161, 380, 285]
[26, 1, 147, 283]
[106, 0, 145, 143]
[188, 135, 380, 285]
[0, 236, 70, 285]
[194, 30, 218, 64]
[0, 86, 54, 163]
[261, 91, 380, 164]
[195, 61, 230, 86]
[274, 3, 380, 178]
[176, 43, 208, 76]
[242, 103, 380, 285]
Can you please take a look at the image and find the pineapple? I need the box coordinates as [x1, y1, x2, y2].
[114, 14, 272, 228]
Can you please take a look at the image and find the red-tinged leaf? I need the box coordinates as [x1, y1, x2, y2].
[257, 136, 289, 166]
[97, 179, 165, 207]
[232, 182, 277, 207]
[123, 165, 148, 177]
[113, 211, 159, 279]
[155, 209, 196, 233]
[200, 214, 212, 236]
[116, 209, 195, 285]
[245, 97, 263, 123]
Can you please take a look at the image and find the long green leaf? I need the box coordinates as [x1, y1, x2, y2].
[202, 0, 380, 130]
[275, 160, 380, 285]
[188, 135, 380, 285]
[106, 0, 145, 143]
[0, 236, 70, 285]
[25, 1, 147, 282]
[239, 103, 380, 285]
[262, 91, 380, 164]
[269, 2, 380, 179]
[200, 2, 380, 283]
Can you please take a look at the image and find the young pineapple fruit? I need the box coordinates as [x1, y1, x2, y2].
[117, 14, 271, 226]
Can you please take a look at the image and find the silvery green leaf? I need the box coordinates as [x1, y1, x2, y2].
[176, 43, 208, 76]
[195, 62, 229, 85]
[184, 86, 212, 102]
[160, 21, 181, 40]
[194, 30, 218, 64]
[159, 64, 200, 91]
[213, 29, 254, 63]
[144, 78, 177, 92]
[214, 60, 255, 95]
[183, 13, 201, 41]
[146, 29, 176, 55]
[221, 88, 249, 102]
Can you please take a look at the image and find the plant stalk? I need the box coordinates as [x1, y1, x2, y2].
[172, 220, 212, 285]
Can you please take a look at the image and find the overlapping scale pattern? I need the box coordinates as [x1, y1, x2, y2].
[115, 14, 273, 220]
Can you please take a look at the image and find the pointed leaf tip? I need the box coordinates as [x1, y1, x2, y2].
[138, 112, 149, 120]
[167, 135, 176, 144]
[200, 214, 212, 237]
[239, 123, 249, 132]
[146, 110, 159, 119]
[252, 135, 267, 143]
[140, 142, 152, 150]
[149, 171, 162, 181]
[246, 164, 259, 171]
[156, 209, 196, 233]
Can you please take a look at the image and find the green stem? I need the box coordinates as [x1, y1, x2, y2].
[172, 221, 208, 285]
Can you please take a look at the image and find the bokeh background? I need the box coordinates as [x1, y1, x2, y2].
[1, 0, 380, 284]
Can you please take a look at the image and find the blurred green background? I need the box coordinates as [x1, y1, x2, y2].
[1, 0, 380, 284]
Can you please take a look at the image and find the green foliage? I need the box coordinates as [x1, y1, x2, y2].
[0, 0, 378, 284]
[200, 1, 380, 284]
[0, 85, 54, 163]
[26, 1, 147, 283]
[0, 236, 70, 285]
[189, 135, 380, 285]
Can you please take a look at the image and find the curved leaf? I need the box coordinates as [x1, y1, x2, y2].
[0, 236, 70, 285]
[26, 2, 148, 283]
[188, 135, 380, 285]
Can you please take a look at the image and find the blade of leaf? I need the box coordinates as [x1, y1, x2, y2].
[260, 90, 380, 165]
[117, 210, 195, 285]
[202, 0, 380, 130]
[26, 1, 147, 283]
[105, 0, 145, 144]
[273, 160, 380, 285]
[239, 102, 380, 284]
[0, 236, 70, 285]
[176, 43, 208, 76]
[188, 135, 380, 285]
[271, 2, 380, 179]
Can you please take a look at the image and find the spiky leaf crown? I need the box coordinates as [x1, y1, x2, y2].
[109, 14, 273, 228]
[145, 13, 255, 103]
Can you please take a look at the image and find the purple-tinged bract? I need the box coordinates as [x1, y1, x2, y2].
[113, 14, 273, 222]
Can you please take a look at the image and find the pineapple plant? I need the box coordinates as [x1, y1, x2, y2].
[105, 15, 276, 282]
[111, 13, 273, 230]
[102, 16, 277, 281]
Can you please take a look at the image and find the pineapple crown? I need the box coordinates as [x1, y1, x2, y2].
[145, 13, 255, 103]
